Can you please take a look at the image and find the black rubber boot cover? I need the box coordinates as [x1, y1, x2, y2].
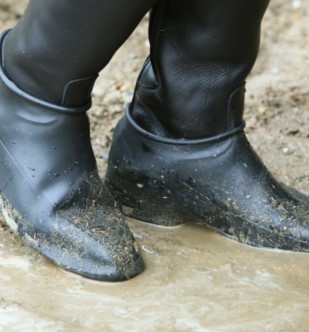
[106, 107, 309, 253]
[0, 32, 144, 281]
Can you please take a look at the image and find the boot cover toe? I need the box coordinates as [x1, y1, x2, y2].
[106, 106, 309, 253]
[0, 32, 144, 281]
[0, 177, 144, 281]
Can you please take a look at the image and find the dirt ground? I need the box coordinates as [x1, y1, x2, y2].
[0, 1, 308, 331]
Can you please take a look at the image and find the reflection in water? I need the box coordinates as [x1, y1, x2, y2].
[0, 218, 308, 332]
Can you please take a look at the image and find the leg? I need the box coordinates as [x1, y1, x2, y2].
[4, 0, 157, 106]
[0, 0, 157, 281]
[106, 0, 309, 252]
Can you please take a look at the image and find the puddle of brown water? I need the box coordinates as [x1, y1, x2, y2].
[0, 218, 308, 332]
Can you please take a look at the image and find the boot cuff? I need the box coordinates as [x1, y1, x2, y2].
[125, 103, 246, 146]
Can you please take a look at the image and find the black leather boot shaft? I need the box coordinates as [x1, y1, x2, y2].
[3, 0, 157, 107]
[132, 0, 270, 138]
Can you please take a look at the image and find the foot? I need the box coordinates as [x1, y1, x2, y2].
[0, 31, 144, 281]
[106, 106, 309, 253]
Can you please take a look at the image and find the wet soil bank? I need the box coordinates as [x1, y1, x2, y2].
[0, 0, 308, 331]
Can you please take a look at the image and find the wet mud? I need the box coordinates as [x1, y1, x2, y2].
[0, 0, 309, 331]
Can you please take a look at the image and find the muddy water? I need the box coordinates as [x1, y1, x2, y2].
[0, 217, 308, 332]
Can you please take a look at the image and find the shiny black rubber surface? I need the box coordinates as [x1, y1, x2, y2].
[106, 108, 309, 252]
[0, 32, 144, 281]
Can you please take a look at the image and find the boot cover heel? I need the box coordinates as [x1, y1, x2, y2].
[0, 31, 144, 281]
[106, 105, 309, 253]
[106, 176, 196, 227]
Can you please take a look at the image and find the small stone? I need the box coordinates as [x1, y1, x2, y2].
[257, 107, 267, 114]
